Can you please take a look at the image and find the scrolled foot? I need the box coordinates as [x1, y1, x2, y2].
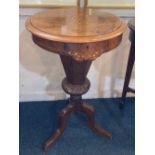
[43, 104, 75, 151]
[82, 102, 112, 139]
[44, 129, 62, 151]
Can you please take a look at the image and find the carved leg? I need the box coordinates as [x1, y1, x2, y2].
[44, 104, 75, 151]
[82, 102, 112, 139]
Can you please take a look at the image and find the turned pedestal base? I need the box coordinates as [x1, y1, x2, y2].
[43, 55, 112, 151]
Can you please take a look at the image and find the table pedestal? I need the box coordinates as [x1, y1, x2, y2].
[44, 55, 112, 151]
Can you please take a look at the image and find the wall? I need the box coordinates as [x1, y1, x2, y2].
[19, 8, 135, 101]
[19, 0, 134, 8]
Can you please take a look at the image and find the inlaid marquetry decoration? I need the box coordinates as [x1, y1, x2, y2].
[26, 8, 126, 61]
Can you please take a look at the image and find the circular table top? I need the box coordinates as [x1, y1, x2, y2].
[26, 8, 126, 43]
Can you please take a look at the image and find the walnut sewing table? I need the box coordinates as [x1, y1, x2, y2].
[26, 7, 126, 151]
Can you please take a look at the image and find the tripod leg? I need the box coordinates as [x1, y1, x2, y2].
[82, 102, 112, 139]
[44, 104, 75, 151]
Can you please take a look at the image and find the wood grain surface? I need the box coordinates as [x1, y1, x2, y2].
[26, 8, 126, 43]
